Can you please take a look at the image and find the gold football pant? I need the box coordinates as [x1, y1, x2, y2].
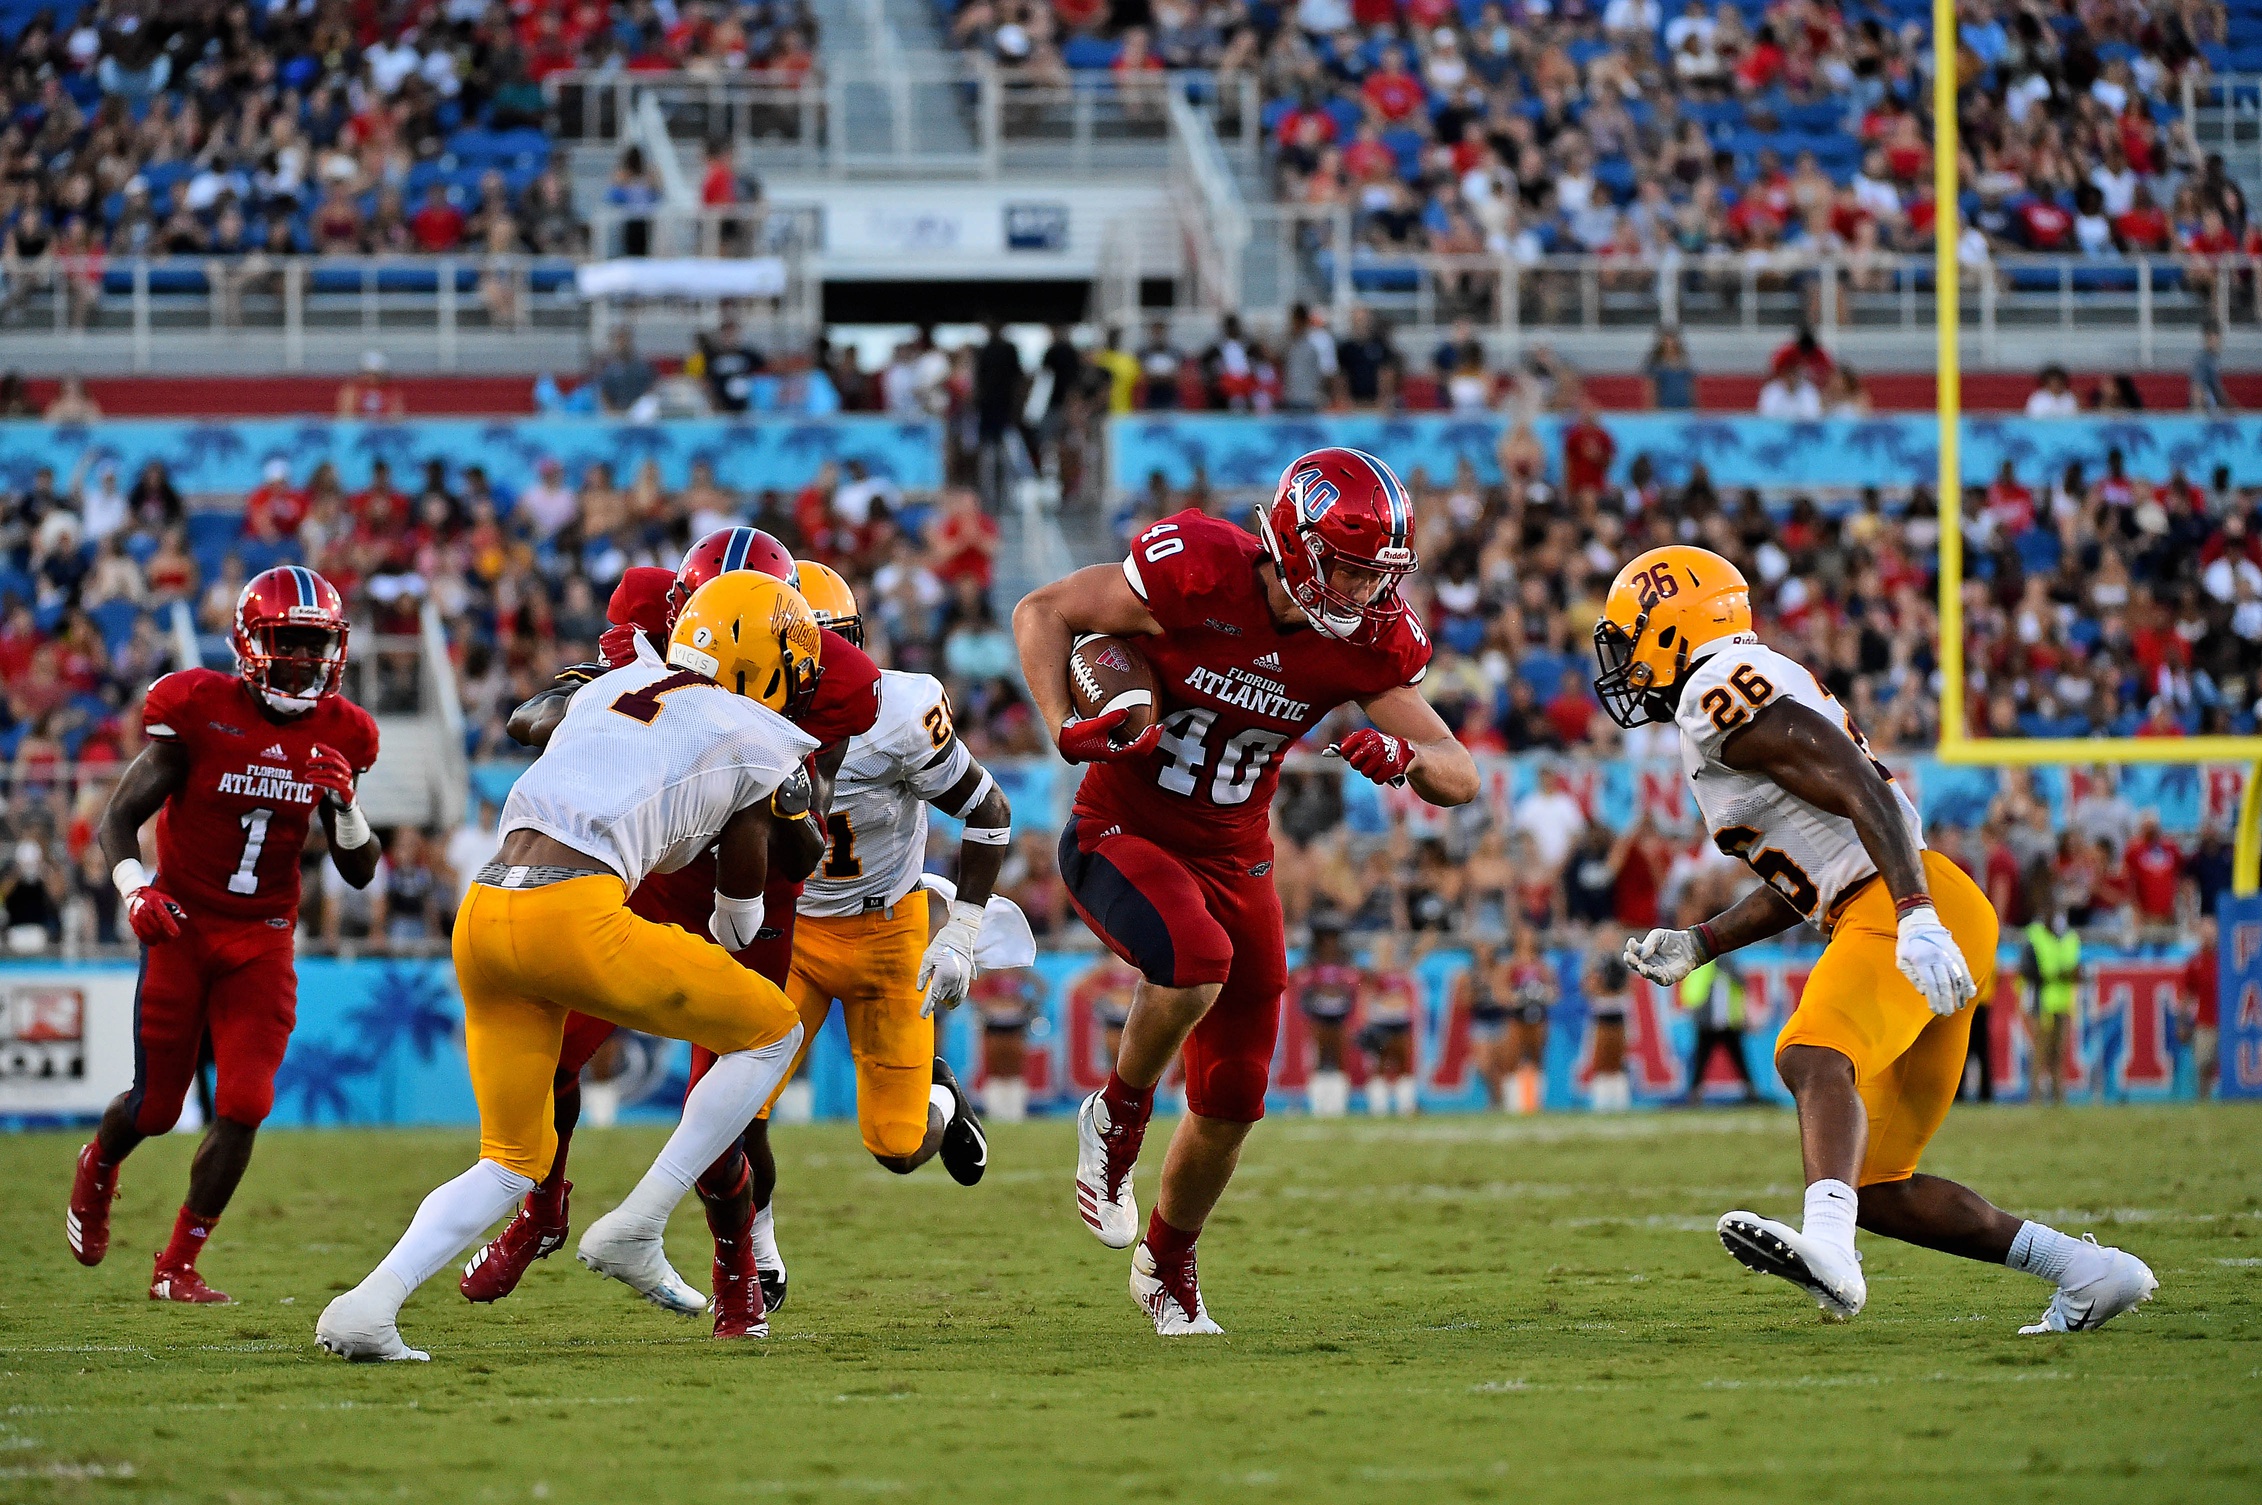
[1775, 852, 2000, 1187]
[453, 875, 801, 1179]
[763, 897, 934, 1159]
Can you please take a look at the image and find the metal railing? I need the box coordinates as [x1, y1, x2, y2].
[546, 64, 1262, 180]
[1243, 205, 2256, 362]
[0, 244, 832, 367]
[2183, 71, 2262, 200]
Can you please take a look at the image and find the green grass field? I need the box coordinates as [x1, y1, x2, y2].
[5, 1104, 2259, 1504]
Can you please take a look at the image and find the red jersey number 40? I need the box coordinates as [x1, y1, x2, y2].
[1155, 710, 1288, 807]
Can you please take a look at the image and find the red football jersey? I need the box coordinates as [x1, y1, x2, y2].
[1076, 511, 1430, 857]
[142, 668, 381, 922]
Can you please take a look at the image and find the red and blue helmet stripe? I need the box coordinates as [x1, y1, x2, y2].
[285, 565, 325, 608]
[1339, 447, 1411, 548]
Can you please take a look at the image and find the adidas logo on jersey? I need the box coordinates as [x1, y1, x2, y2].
[1254, 652, 1281, 671]
[262, 743, 287, 759]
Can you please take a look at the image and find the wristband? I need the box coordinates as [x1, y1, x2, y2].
[1692, 921, 1720, 962]
[112, 858, 149, 899]
[332, 802, 372, 850]
[1894, 894, 1936, 917]
[961, 822, 1012, 846]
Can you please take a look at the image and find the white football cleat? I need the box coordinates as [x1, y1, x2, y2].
[1131, 1241, 1224, 1336]
[1074, 1092, 1142, 1249]
[2020, 1239, 2158, 1334]
[1717, 1210, 1867, 1320]
[576, 1211, 709, 1315]
[316, 1286, 430, 1362]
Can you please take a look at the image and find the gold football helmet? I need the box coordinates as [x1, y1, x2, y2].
[1592, 546, 1753, 728]
[791, 560, 863, 649]
[667, 572, 825, 718]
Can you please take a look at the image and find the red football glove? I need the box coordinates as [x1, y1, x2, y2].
[1056, 709, 1163, 765]
[125, 885, 187, 945]
[1333, 728, 1414, 786]
[304, 744, 357, 807]
[597, 621, 643, 669]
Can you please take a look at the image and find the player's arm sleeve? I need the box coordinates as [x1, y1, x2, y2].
[902, 678, 977, 803]
[1673, 649, 1788, 764]
[1120, 515, 1230, 633]
[139, 671, 194, 742]
[801, 630, 883, 745]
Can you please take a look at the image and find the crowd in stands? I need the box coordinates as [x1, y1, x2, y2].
[954, 0, 2255, 297]
[0, 0, 830, 326]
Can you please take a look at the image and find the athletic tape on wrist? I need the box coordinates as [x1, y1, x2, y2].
[947, 899, 987, 937]
[332, 802, 372, 850]
[112, 858, 149, 899]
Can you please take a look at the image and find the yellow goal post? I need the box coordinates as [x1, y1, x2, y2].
[1927, 0, 2262, 893]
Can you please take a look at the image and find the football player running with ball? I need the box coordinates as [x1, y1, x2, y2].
[1596, 546, 2156, 1333]
[1014, 448, 1476, 1335]
[68, 568, 380, 1304]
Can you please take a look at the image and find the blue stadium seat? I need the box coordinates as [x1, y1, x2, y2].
[88, 599, 142, 654]
[1061, 36, 1121, 69]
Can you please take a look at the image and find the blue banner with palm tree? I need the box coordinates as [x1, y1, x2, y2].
[0, 416, 944, 498]
[1108, 414, 2257, 495]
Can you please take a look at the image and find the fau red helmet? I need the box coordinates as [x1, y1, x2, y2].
[233, 565, 350, 715]
[1259, 447, 1418, 642]
[668, 526, 796, 627]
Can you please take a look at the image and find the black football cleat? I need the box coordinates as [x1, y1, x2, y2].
[933, 1056, 987, 1187]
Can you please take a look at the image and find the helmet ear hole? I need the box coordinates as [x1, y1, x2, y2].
[730, 616, 741, 643]
[1657, 626, 1677, 648]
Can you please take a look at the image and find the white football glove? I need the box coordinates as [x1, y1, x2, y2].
[1623, 928, 1707, 987]
[1895, 904, 1976, 1016]
[917, 900, 985, 1018]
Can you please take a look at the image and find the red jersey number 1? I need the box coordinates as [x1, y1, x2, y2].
[229, 807, 274, 895]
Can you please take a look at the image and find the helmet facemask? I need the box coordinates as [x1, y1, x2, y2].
[1591, 612, 1687, 729]
[241, 623, 345, 716]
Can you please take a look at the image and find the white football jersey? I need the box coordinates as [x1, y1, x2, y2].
[501, 639, 817, 889]
[1674, 640, 1923, 925]
[800, 671, 975, 919]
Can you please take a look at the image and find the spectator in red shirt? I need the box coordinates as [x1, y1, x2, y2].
[2183, 913, 2220, 1097]
[2122, 814, 2182, 930]
[410, 182, 466, 252]
[1768, 324, 1835, 383]
[1985, 461, 2036, 535]
[2016, 186, 2072, 250]
[245, 460, 310, 542]
[1361, 47, 1426, 124]
[1543, 666, 1599, 746]
[700, 139, 739, 206]
[2112, 185, 2173, 251]
[929, 486, 1000, 591]
[1561, 396, 1616, 499]
[350, 459, 407, 532]
[1343, 122, 1398, 184]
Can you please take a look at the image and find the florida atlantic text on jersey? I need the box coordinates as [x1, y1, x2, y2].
[1075, 511, 1431, 856]
[142, 669, 380, 922]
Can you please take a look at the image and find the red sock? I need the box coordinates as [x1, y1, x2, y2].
[699, 1155, 754, 1254]
[530, 1125, 574, 1221]
[1144, 1209, 1197, 1263]
[1102, 1071, 1155, 1126]
[160, 1205, 218, 1270]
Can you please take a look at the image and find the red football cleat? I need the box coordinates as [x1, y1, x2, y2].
[711, 1245, 769, 1339]
[459, 1183, 571, 1303]
[149, 1263, 232, 1304]
[67, 1143, 119, 1267]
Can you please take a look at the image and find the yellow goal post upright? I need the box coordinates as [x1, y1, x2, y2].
[1927, 0, 2262, 896]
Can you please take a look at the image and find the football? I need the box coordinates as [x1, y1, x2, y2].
[1066, 632, 1158, 739]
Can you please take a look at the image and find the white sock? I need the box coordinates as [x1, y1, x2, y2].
[371, 1159, 536, 1307]
[747, 1203, 781, 1270]
[611, 1027, 802, 1236]
[1802, 1178, 1860, 1257]
[930, 1082, 957, 1126]
[993, 1078, 1027, 1122]
[2007, 1220, 2096, 1284]
[1391, 1076, 1418, 1115]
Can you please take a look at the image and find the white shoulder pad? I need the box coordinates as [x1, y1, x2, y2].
[1674, 640, 1804, 762]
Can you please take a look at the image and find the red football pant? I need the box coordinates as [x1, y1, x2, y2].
[1057, 815, 1287, 1122]
[127, 914, 298, 1135]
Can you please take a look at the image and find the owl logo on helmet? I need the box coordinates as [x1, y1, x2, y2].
[1259, 447, 1419, 644]
[1591, 546, 1755, 728]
